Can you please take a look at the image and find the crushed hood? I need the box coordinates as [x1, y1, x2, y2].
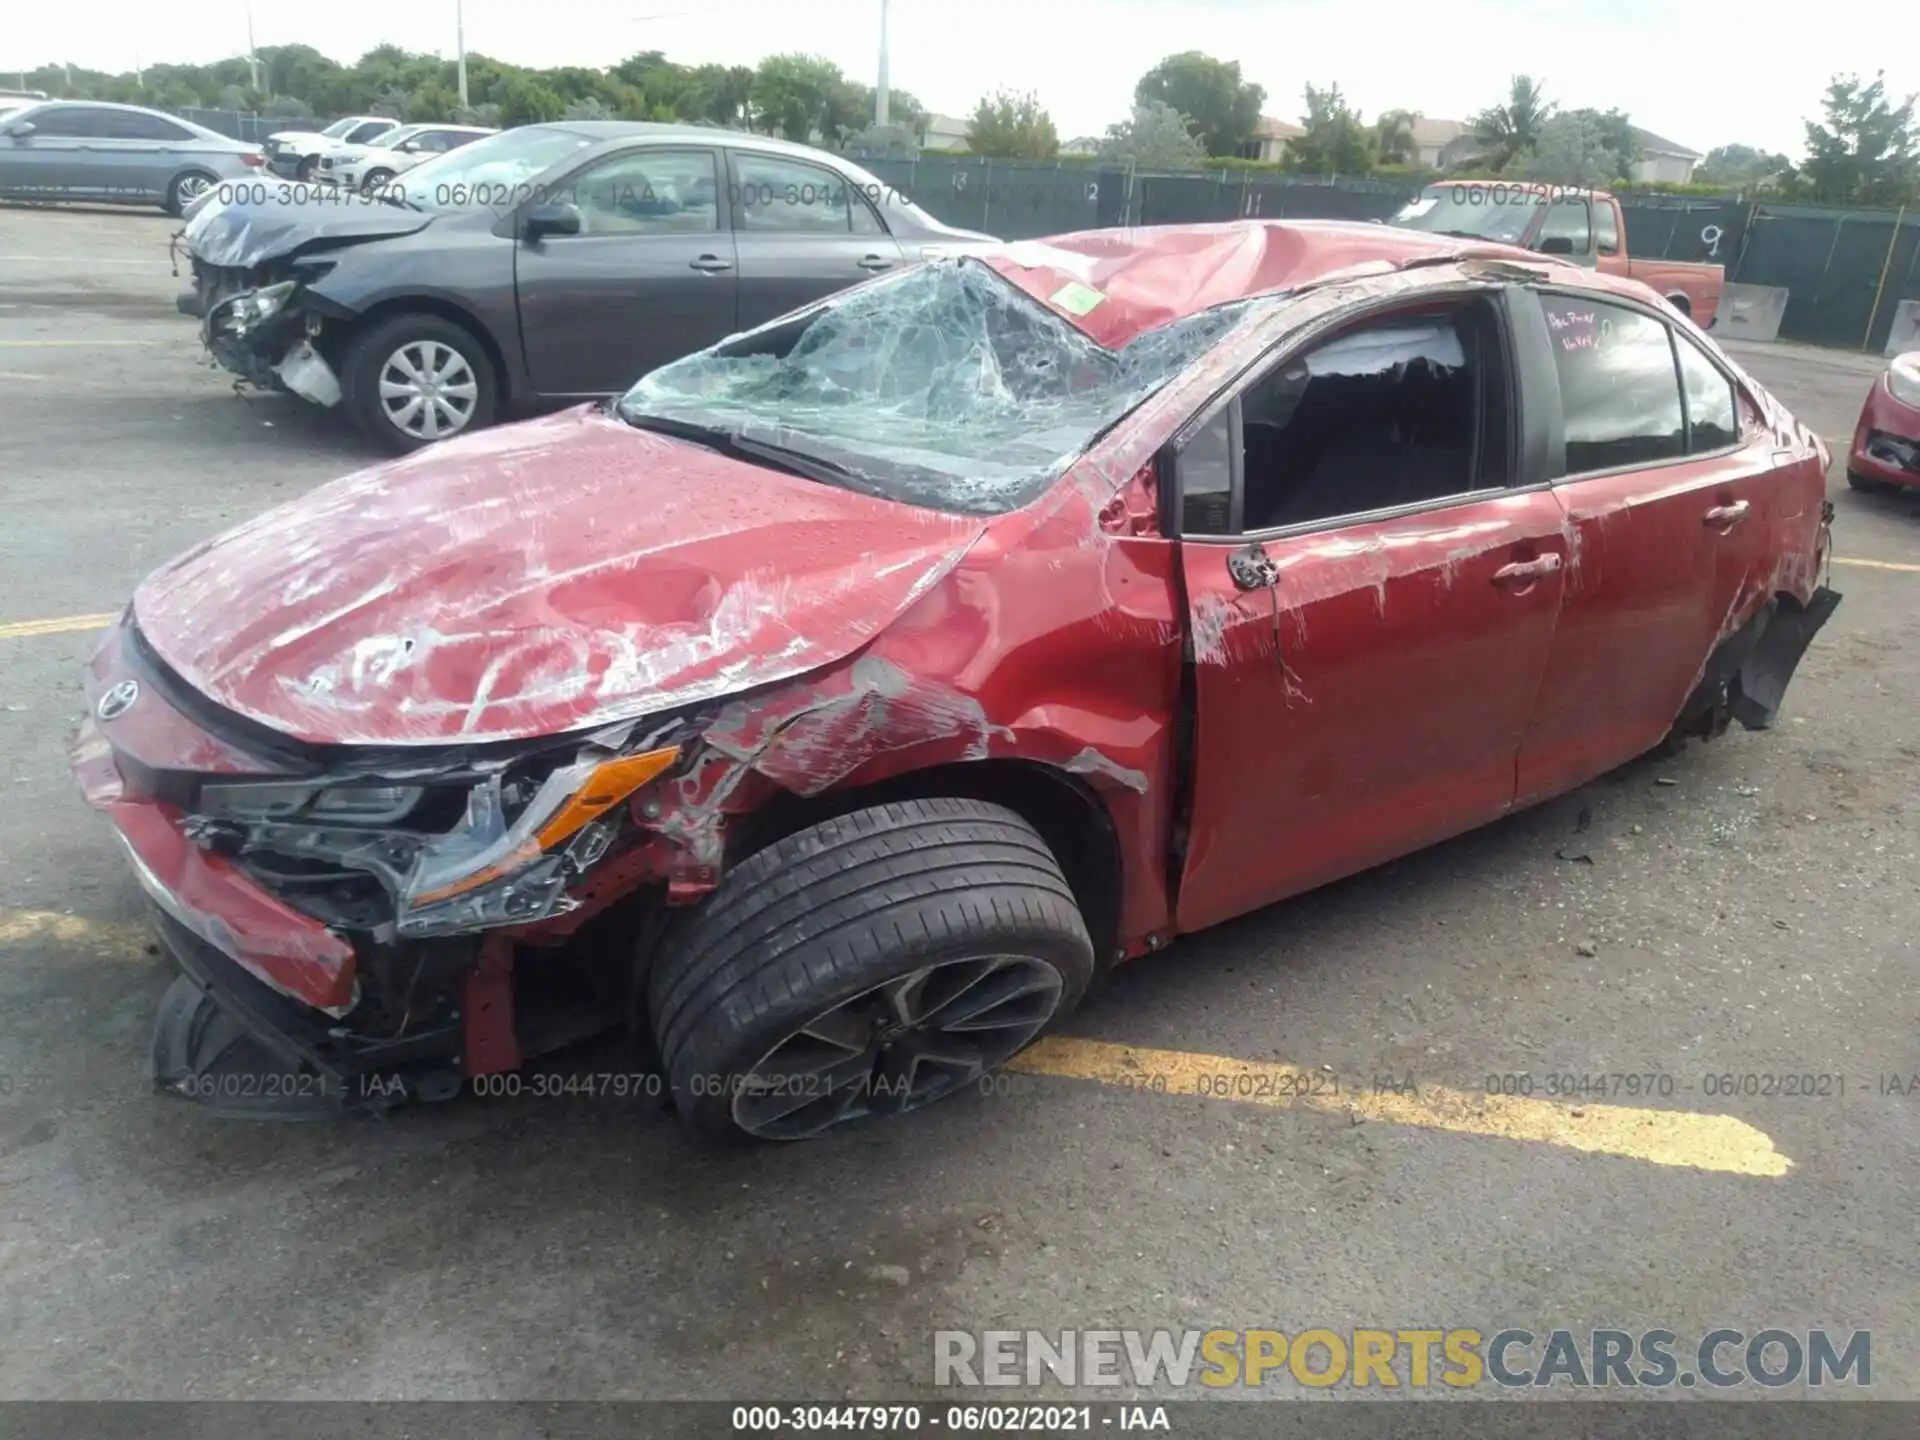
[185, 186, 434, 268]
[132, 407, 986, 748]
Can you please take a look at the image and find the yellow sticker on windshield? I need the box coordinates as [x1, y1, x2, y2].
[1050, 280, 1106, 316]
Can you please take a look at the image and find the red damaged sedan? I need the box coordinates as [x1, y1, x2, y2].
[1847, 349, 1920, 494]
[71, 221, 1840, 1141]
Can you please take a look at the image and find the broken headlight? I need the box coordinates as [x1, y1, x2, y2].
[218, 280, 298, 333]
[1888, 354, 1920, 409]
[200, 779, 424, 825]
[391, 744, 681, 938]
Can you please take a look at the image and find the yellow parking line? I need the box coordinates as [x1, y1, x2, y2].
[1009, 1038, 1793, 1178]
[0, 612, 118, 639]
[1833, 556, 1920, 574]
[0, 908, 153, 960]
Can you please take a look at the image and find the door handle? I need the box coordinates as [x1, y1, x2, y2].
[1491, 553, 1563, 586]
[688, 254, 733, 273]
[857, 253, 894, 271]
[1703, 500, 1750, 528]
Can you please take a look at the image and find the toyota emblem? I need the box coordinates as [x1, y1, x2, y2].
[96, 680, 140, 722]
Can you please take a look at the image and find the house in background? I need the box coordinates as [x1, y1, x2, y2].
[1060, 135, 1102, 157]
[1629, 126, 1702, 184]
[920, 113, 972, 152]
[1239, 114, 1304, 162]
[1409, 116, 1476, 169]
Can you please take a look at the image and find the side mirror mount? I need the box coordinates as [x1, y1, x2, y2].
[523, 202, 582, 243]
[6, 120, 36, 140]
[1539, 234, 1577, 256]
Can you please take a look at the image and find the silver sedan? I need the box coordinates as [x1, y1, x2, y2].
[0, 100, 266, 216]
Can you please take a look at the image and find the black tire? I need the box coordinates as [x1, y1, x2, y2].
[1847, 468, 1894, 495]
[648, 798, 1095, 1143]
[163, 169, 217, 217]
[362, 168, 395, 191]
[295, 154, 319, 182]
[341, 312, 498, 454]
[1666, 293, 1692, 319]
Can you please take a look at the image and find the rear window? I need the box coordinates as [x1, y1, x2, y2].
[1542, 295, 1685, 474]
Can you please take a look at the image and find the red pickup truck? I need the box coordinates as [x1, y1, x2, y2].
[1390, 182, 1725, 329]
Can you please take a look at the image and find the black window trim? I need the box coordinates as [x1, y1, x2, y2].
[1518, 285, 1749, 487]
[1164, 282, 1538, 545]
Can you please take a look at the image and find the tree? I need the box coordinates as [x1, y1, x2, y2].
[1133, 51, 1264, 158]
[750, 53, 845, 142]
[1696, 143, 1792, 187]
[1373, 108, 1420, 166]
[1509, 113, 1628, 189]
[496, 74, 565, 127]
[1469, 74, 1554, 171]
[1097, 99, 1207, 171]
[1290, 83, 1374, 175]
[965, 88, 1059, 160]
[1801, 71, 1919, 204]
[683, 63, 755, 129]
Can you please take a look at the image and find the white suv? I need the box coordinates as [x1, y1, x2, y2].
[327, 124, 496, 192]
[261, 115, 398, 180]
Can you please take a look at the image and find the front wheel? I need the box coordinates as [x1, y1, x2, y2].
[340, 313, 498, 453]
[647, 798, 1095, 1142]
[361, 168, 395, 191]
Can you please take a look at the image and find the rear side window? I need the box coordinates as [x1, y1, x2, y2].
[100, 111, 192, 141]
[1675, 334, 1739, 451]
[347, 121, 392, 144]
[1594, 202, 1620, 255]
[1543, 295, 1684, 474]
[731, 152, 886, 235]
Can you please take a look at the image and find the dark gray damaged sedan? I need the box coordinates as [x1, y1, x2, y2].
[178, 121, 995, 452]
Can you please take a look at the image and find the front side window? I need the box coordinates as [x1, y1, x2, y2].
[1182, 299, 1511, 535]
[1594, 202, 1620, 255]
[568, 149, 719, 235]
[1542, 295, 1684, 474]
[24, 107, 106, 138]
[1676, 333, 1739, 451]
[1538, 199, 1592, 255]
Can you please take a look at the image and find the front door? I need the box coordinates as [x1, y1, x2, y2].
[514, 146, 738, 396]
[0, 105, 115, 201]
[1172, 293, 1570, 933]
[1514, 290, 1779, 804]
[724, 149, 906, 332]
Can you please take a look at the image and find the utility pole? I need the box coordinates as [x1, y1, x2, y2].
[456, 0, 469, 110]
[246, 3, 260, 93]
[875, 0, 890, 126]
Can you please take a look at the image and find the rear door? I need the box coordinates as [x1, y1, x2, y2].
[1514, 289, 1778, 804]
[724, 149, 906, 331]
[1172, 288, 1571, 933]
[514, 145, 738, 396]
[94, 108, 198, 200]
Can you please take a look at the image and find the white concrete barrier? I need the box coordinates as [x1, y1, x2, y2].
[1713, 284, 1789, 343]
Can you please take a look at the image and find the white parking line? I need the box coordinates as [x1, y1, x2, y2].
[0, 255, 173, 267]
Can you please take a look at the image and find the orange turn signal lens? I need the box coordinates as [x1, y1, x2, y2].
[409, 746, 680, 907]
[532, 745, 681, 851]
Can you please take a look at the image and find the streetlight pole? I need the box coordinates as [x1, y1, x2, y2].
[456, 0, 468, 110]
[875, 0, 890, 126]
[246, 3, 260, 93]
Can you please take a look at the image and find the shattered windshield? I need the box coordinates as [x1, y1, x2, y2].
[617, 259, 1268, 516]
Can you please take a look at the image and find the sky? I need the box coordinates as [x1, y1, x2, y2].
[4, 0, 1913, 162]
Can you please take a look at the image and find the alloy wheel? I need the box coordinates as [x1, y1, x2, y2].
[377, 339, 479, 442]
[731, 955, 1065, 1140]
